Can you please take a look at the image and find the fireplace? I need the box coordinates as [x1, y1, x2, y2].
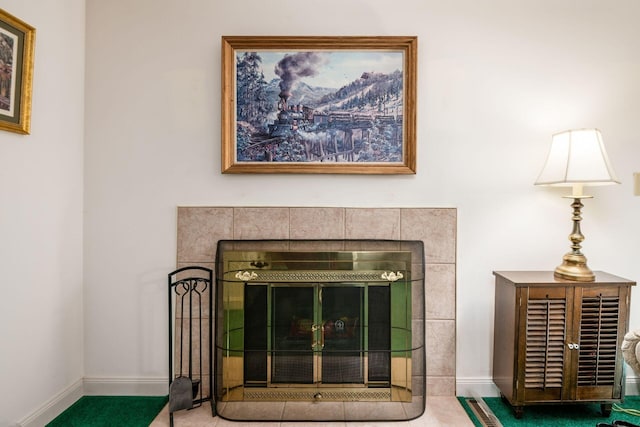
[176, 207, 457, 421]
[213, 239, 425, 421]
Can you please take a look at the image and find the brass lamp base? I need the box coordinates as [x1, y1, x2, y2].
[553, 196, 596, 282]
[554, 252, 595, 282]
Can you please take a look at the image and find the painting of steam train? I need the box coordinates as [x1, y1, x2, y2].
[234, 49, 406, 164]
[247, 98, 403, 163]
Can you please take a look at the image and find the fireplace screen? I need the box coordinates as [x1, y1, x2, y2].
[214, 239, 425, 422]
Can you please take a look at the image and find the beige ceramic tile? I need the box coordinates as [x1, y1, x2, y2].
[282, 401, 345, 421]
[174, 263, 215, 278]
[290, 207, 345, 239]
[218, 401, 286, 421]
[343, 401, 408, 421]
[425, 264, 456, 320]
[343, 240, 402, 252]
[426, 376, 457, 396]
[149, 402, 217, 427]
[425, 320, 456, 376]
[345, 208, 401, 240]
[414, 396, 474, 426]
[217, 419, 279, 427]
[282, 422, 346, 427]
[233, 207, 290, 239]
[150, 397, 474, 425]
[288, 240, 347, 251]
[222, 239, 290, 252]
[177, 207, 233, 262]
[342, 422, 409, 427]
[400, 209, 456, 264]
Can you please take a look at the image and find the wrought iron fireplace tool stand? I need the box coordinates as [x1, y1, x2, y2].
[168, 266, 214, 426]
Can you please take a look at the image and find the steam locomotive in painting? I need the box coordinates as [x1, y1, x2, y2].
[256, 88, 405, 166]
[267, 94, 399, 139]
[267, 97, 315, 138]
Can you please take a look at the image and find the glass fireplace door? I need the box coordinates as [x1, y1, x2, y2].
[320, 286, 364, 384]
[271, 284, 364, 385]
[217, 243, 421, 415]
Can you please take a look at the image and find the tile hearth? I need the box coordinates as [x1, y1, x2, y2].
[150, 397, 474, 426]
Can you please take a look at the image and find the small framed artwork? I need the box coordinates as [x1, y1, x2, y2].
[221, 36, 417, 174]
[0, 8, 35, 135]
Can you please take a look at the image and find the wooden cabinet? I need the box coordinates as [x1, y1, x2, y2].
[492, 271, 635, 418]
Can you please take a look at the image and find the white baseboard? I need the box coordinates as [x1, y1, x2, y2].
[83, 376, 168, 396]
[456, 377, 502, 397]
[625, 375, 640, 395]
[19, 379, 83, 427]
[457, 375, 640, 397]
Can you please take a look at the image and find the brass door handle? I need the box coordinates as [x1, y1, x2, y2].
[311, 324, 325, 350]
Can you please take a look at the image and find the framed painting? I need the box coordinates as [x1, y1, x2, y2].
[221, 36, 417, 174]
[0, 8, 35, 135]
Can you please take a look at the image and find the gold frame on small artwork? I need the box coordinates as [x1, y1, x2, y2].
[221, 36, 417, 174]
[0, 8, 35, 135]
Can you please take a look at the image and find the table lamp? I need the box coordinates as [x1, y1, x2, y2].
[534, 129, 620, 281]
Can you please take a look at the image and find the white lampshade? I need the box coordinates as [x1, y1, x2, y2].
[535, 129, 620, 189]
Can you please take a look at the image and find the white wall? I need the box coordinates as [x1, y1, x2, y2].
[6, 0, 638, 424]
[83, 0, 640, 398]
[0, 0, 85, 425]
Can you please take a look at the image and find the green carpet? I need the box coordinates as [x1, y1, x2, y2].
[459, 396, 640, 427]
[46, 395, 168, 427]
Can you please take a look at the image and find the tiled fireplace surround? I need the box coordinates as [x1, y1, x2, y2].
[176, 206, 457, 399]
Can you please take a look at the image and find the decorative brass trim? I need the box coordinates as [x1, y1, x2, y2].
[247, 270, 394, 282]
[242, 388, 392, 402]
[235, 271, 258, 281]
[381, 271, 404, 281]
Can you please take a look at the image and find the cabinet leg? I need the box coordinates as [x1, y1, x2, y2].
[500, 393, 524, 419]
[499, 393, 523, 418]
[513, 406, 524, 419]
[601, 403, 612, 417]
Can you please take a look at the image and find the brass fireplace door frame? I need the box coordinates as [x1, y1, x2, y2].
[216, 247, 418, 404]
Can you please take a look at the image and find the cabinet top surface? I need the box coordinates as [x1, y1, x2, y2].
[493, 270, 636, 286]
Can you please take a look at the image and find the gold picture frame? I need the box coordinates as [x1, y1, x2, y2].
[0, 8, 35, 135]
[221, 36, 417, 174]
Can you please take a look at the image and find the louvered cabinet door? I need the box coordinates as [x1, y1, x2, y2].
[573, 285, 629, 401]
[519, 286, 573, 402]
